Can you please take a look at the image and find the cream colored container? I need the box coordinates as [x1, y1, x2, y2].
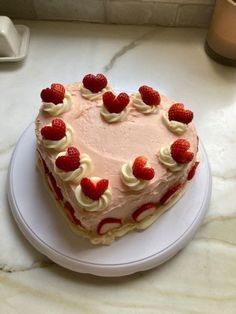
[205, 0, 236, 66]
[0, 16, 21, 57]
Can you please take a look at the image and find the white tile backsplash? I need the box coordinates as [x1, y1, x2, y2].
[34, 0, 105, 23]
[0, 0, 215, 28]
[176, 4, 214, 27]
[106, 1, 178, 25]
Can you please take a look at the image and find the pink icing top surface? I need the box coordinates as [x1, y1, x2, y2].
[36, 82, 198, 229]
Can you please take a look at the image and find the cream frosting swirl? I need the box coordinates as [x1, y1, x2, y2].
[41, 124, 73, 151]
[80, 84, 111, 101]
[75, 177, 112, 212]
[100, 106, 130, 123]
[162, 112, 188, 135]
[41, 91, 72, 116]
[54, 153, 92, 183]
[159, 146, 186, 172]
[121, 160, 149, 191]
[132, 93, 159, 114]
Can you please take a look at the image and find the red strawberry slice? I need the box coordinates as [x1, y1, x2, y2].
[82, 74, 108, 93]
[132, 203, 156, 222]
[168, 103, 193, 124]
[64, 201, 81, 225]
[51, 83, 65, 95]
[132, 156, 155, 180]
[81, 177, 109, 201]
[160, 183, 183, 205]
[48, 172, 63, 201]
[139, 85, 161, 106]
[103, 91, 129, 113]
[55, 147, 80, 172]
[41, 83, 65, 105]
[41, 118, 66, 141]
[170, 139, 194, 164]
[187, 161, 199, 180]
[97, 218, 122, 235]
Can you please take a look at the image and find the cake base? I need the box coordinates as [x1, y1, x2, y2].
[8, 123, 211, 277]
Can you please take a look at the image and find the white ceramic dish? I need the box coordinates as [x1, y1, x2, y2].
[8, 123, 212, 277]
[0, 25, 30, 62]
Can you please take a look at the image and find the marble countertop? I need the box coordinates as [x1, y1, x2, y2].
[1, 20, 236, 313]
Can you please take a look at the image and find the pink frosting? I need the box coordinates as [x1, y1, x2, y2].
[36, 82, 198, 232]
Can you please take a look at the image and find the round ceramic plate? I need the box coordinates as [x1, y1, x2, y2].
[8, 123, 212, 277]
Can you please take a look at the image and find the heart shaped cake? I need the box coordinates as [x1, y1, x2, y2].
[35, 74, 199, 245]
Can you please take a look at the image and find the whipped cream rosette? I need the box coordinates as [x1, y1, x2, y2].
[163, 103, 193, 135]
[40, 118, 73, 151]
[80, 74, 111, 100]
[159, 139, 194, 172]
[121, 156, 155, 191]
[75, 177, 112, 212]
[132, 85, 161, 114]
[41, 83, 72, 116]
[54, 147, 92, 184]
[100, 91, 130, 123]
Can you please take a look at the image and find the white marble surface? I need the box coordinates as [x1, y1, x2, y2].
[0, 20, 236, 313]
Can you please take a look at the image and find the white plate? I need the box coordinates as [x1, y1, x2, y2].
[8, 123, 212, 277]
[0, 25, 30, 62]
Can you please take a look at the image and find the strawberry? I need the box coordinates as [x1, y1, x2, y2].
[82, 74, 107, 93]
[51, 83, 65, 95]
[64, 201, 81, 225]
[160, 183, 183, 205]
[132, 156, 155, 181]
[48, 172, 63, 201]
[139, 85, 161, 106]
[41, 118, 66, 141]
[132, 203, 156, 222]
[80, 177, 109, 200]
[97, 217, 122, 235]
[187, 161, 199, 180]
[168, 103, 193, 124]
[55, 147, 80, 172]
[170, 139, 194, 164]
[40, 83, 65, 104]
[103, 91, 129, 113]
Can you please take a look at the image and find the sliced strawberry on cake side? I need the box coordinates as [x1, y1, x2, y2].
[187, 161, 200, 180]
[159, 183, 183, 205]
[132, 203, 156, 222]
[64, 201, 81, 226]
[97, 218, 122, 235]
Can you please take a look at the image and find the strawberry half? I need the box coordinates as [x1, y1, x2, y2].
[55, 147, 80, 172]
[82, 74, 107, 93]
[170, 139, 194, 164]
[48, 172, 63, 201]
[160, 183, 183, 205]
[139, 85, 161, 106]
[168, 103, 193, 124]
[41, 83, 65, 105]
[132, 156, 155, 181]
[80, 177, 109, 200]
[187, 161, 199, 180]
[132, 203, 156, 222]
[103, 91, 129, 113]
[41, 118, 66, 141]
[97, 217, 122, 235]
[64, 201, 81, 225]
